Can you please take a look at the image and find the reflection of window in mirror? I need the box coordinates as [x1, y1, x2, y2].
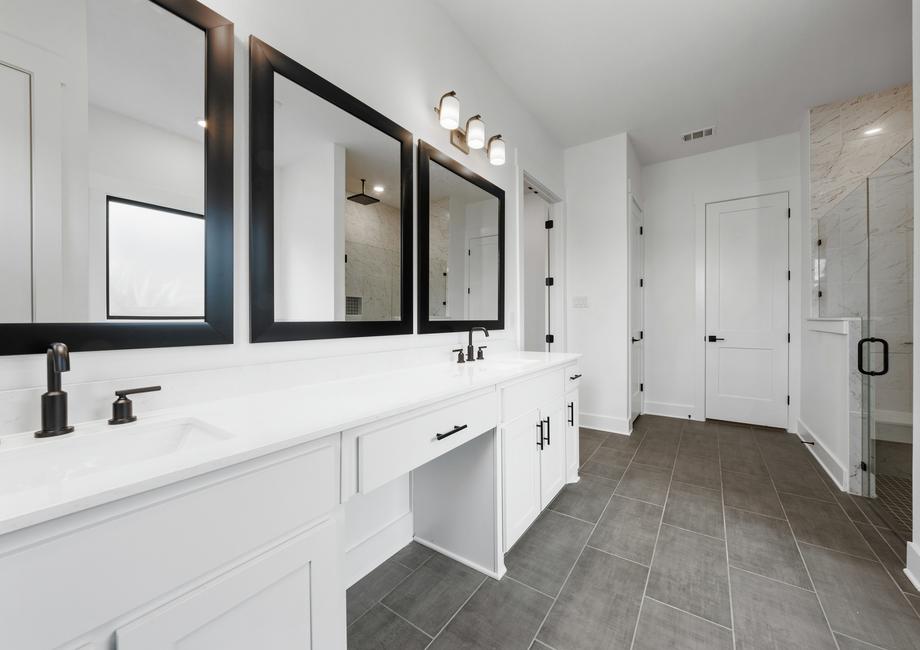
[0, 0, 206, 324]
[427, 161, 500, 321]
[106, 198, 204, 320]
[272, 73, 402, 323]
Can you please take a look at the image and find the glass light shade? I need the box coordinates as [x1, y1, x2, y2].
[438, 93, 460, 130]
[488, 136, 506, 166]
[467, 116, 485, 149]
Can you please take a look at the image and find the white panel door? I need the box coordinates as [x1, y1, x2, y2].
[705, 193, 789, 428]
[502, 408, 541, 551]
[629, 197, 644, 420]
[468, 234, 498, 320]
[539, 400, 567, 507]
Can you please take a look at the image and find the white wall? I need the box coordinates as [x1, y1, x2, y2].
[564, 132, 632, 433]
[640, 133, 802, 425]
[522, 192, 547, 351]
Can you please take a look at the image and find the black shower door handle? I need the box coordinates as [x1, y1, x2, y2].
[707, 335, 725, 342]
[857, 337, 889, 376]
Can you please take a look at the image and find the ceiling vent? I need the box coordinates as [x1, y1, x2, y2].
[682, 126, 715, 142]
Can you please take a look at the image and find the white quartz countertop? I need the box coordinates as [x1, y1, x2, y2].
[0, 352, 579, 536]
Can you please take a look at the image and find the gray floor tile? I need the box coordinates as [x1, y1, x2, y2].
[347, 604, 430, 650]
[854, 522, 919, 596]
[801, 543, 920, 649]
[391, 541, 435, 571]
[382, 554, 485, 636]
[537, 547, 647, 650]
[581, 446, 632, 480]
[643, 428, 682, 444]
[589, 495, 663, 565]
[579, 428, 607, 465]
[615, 463, 672, 506]
[633, 439, 679, 469]
[767, 460, 836, 502]
[678, 430, 720, 460]
[347, 559, 413, 626]
[662, 481, 724, 539]
[781, 493, 875, 559]
[908, 594, 920, 617]
[430, 577, 551, 649]
[635, 415, 683, 432]
[835, 492, 871, 524]
[646, 524, 731, 627]
[505, 509, 592, 597]
[601, 430, 644, 453]
[725, 507, 812, 590]
[722, 469, 785, 519]
[550, 474, 619, 523]
[673, 453, 722, 491]
[719, 444, 769, 477]
[835, 633, 885, 649]
[730, 567, 836, 650]
[632, 597, 732, 650]
[852, 495, 896, 528]
[877, 526, 908, 563]
[683, 419, 722, 434]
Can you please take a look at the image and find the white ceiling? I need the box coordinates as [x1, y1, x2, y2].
[434, 0, 912, 164]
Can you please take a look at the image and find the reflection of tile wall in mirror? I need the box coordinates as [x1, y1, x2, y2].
[0, 0, 206, 324]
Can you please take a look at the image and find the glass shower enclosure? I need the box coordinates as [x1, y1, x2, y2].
[817, 141, 913, 535]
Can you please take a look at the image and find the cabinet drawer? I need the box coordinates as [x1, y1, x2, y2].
[501, 368, 564, 423]
[564, 361, 582, 390]
[356, 391, 498, 494]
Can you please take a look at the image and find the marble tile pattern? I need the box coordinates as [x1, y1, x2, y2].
[344, 199, 402, 321]
[428, 198, 450, 319]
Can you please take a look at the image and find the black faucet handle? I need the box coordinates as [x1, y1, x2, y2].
[115, 385, 162, 398]
[452, 348, 465, 364]
[477, 345, 487, 360]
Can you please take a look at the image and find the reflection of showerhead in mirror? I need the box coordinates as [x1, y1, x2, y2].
[347, 179, 380, 206]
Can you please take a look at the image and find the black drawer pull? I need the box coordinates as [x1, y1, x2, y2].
[543, 417, 551, 445]
[568, 402, 575, 426]
[569, 373, 582, 380]
[537, 420, 545, 449]
[436, 424, 468, 440]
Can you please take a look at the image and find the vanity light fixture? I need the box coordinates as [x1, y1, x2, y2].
[436, 91, 460, 130]
[864, 127, 882, 135]
[197, 119, 207, 128]
[487, 134, 505, 166]
[466, 114, 485, 149]
[373, 184, 384, 193]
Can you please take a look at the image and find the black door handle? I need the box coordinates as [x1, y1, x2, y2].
[631, 337, 640, 343]
[858, 337, 889, 376]
[543, 417, 551, 445]
[436, 424, 468, 440]
[568, 402, 575, 426]
[707, 335, 725, 342]
[569, 374, 582, 380]
[537, 420, 544, 449]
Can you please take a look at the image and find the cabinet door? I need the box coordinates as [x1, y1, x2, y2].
[565, 390, 580, 483]
[502, 408, 542, 551]
[539, 399, 567, 507]
[116, 518, 345, 650]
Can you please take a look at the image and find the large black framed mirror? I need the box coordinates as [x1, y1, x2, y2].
[418, 141, 505, 334]
[0, 0, 234, 355]
[249, 37, 413, 342]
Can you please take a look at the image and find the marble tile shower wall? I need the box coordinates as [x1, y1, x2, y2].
[428, 198, 450, 319]
[344, 199, 401, 321]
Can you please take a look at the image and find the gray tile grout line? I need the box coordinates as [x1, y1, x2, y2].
[423, 576, 488, 648]
[345, 550, 436, 632]
[716, 429, 738, 650]
[379, 601, 435, 641]
[660, 521, 725, 543]
[729, 565, 817, 594]
[722, 502, 788, 523]
[546, 508, 598, 526]
[755, 436, 842, 650]
[584, 543, 651, 568]
[627, 422, 682, 650]
[504, 573, 557, 600]
[644, 595, 734, 632]
[833, 631, 889, 650]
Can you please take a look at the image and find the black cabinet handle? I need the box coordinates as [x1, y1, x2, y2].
[436, 424, 468, 440]
[543, 417, 551, 445]
[568, 402, 575, 426]
[857, 337, 889, 376]
[707, 335, 725, 342]
[569, 374, 582, 380]
[537, 420, 544, 449]
[631, 337, 640, 343]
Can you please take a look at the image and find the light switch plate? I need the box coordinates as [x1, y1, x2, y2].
[573, 296, 588, 308]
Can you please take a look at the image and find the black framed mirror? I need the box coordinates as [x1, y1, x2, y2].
[417, 141, 505, 334]
[0, 0, 234, 355]
[249, 37, 413, 343]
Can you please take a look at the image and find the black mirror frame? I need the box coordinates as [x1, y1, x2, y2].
[0, 0, 234, 356]
[417, 140, 505, 334]
[248, 36, 414, 342]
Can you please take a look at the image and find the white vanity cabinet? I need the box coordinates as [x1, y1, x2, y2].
[500, 367, 579, 551]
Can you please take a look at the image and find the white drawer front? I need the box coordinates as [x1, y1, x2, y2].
[501, 368, 564, 423]
[564, 361, 582, 390]
[357, 391, 498, 494]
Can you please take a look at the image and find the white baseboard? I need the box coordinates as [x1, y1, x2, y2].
[414, 535, 505, 581]
[797, 419, 847, 491]
[345, 511, 414, 587]
[907, 542, 920, 592]
[642, 401, 695, 420]
[580, 412, 630, 435]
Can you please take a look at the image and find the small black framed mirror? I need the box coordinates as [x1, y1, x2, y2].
[249, 37, 414, 342]
[0, 0, 234, 355]
[417, 141, 505, 334]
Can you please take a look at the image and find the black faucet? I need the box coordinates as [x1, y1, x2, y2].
[466, 326, 489, 362]
[35, 342, 75, 438]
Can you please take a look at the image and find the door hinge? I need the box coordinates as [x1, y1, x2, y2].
[545, 334, 555, 344]
[545, 219, 554, 229]
[818, 290, 823, 298]
[640, 383, 644, 392]
[860, 461, 868, 471]
[467, 287, 470, 294]
[817, 239, 823, 246]
[639, 278, 644, 287]
[640, 330, 644, 340]
[545, 277, 554, 286]
[639, 226, 643, 235]
[345, 254, 348, 263]
[787, 270, 791, 281]
[787, 332, 791, 343]
[787, 207, 791, 219]
[786, 395, 790, 405]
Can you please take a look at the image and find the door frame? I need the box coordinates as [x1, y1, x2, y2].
[628, 191, 645, 424]
[694, 176, 802, 431]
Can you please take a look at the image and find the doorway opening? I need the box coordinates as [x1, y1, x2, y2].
[521, 176, 562, 352]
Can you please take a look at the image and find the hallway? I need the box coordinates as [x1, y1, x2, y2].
[347, 415, 920, 649]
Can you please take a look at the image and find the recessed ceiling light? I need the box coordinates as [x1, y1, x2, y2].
[864, 127, 882, 135]
[373, 184, 384, 193]
[197, 119, 207, 128]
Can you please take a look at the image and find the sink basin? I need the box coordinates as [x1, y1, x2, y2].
[0, 417, 232, 495]
[467, 358, 543, 372]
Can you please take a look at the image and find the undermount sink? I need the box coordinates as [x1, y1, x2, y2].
[0, 417, 233, 495]
[467, 358, 542, 372]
